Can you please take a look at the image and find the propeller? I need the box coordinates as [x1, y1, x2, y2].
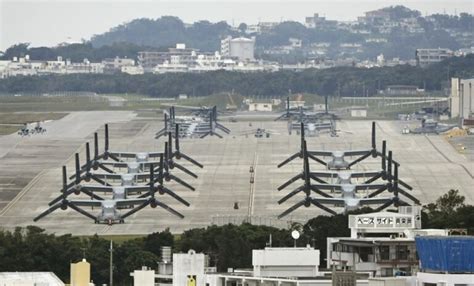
[172, 124, 203, 168]
[121, 162, 185, 220]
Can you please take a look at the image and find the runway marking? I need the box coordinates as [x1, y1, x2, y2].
[0, 169, 46, 217]
[424, 135, 473, 179]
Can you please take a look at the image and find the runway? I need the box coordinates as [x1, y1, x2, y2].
[0, 112, 472, 235]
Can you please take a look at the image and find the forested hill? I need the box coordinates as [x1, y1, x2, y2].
[91, 17, 236, 51]
[0, 55, 472, 97]
[1, 6, 473, 62]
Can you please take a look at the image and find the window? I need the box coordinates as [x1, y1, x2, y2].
[396, 245, 408, 260]
[381, 267, 392, 277]
[379, 245, 390, 261]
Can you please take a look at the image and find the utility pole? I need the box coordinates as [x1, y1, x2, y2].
[109, 241, 113, 286]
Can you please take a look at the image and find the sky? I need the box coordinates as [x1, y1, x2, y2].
[0, 0, 473, 51]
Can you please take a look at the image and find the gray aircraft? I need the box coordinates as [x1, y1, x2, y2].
[34, 165, 185, 225]
[279, 122, 394, 170]
[277, 141, 412, 218]
[48, 155, 191, 208]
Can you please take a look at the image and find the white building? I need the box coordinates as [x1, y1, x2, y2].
[248, 103, 273, 112]
[450, 77, 474, 118]
[416, 48, 453, 67]
[221, 37, 255, 61]
[253, 247, 320, 277]
[173, 250, 206, 286]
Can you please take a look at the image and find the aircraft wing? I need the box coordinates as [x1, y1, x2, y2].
[115, 198, 149, 206]
[343, 149, 372, 156]
[90, 173, 123, 180]
[68, 200, 103, 207]
[354, 183, 388, 190]
[124, 186, 151, 194]
[148, 153, 163, 158]
[309, 171, 339, 178]
[108, 151, 138, 158]
[81, 185, 114, 192]
[307, 150, 333, 156]
[313, 197, 345, 205]
[359, 197, 393, 205]
[98, 161, 129, 168]
[312, 183, 342, 190]
[350, 171, 382, 178]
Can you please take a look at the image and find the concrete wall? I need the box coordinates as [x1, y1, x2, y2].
[417, 272, 474, 286]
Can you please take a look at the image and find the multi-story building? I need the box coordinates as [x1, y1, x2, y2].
[221, 37, 255, 61]
[416, 48, 453, 67]
[450, 77, 474, 119]
[327, 206, 450, 277]
[138, 44, 200, 71]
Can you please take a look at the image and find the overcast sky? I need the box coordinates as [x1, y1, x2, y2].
[0, 0, 473, 51]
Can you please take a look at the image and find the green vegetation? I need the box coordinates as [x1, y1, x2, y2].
[0, 125, 20, 135]
[0, 55, 472, 99]
[0, 112, 68, 124]
[0, 190, 472, 285]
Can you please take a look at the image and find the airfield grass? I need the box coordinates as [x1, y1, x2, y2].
[0, 93, 444, 121]
[0, 125, 21, 135]
[0, 112, 69, 135]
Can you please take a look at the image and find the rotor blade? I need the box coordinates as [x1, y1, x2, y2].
[178, 152, 204, 168]
[168, 174, 195, 191]
[120, 200, 151, 219]
[173, 162, 198, 178]
[398, 179, 413, 190]
[138, 191, 152, 198]
[98, 164, 114, 174]
[80, 189, 105, 201]
[213, 132, 223, 138]
[104, 124, 109, 151]
[154, 199, 185, 219]
[367, 185, 389, 198]
[309, 185, 333, 198]
[278, 200, 306, 219]
[277, 152, 300, 168]
[310, 198, 338, 215]
[348, 152, 371, 168]
[34, 203, 63, 222]
[278, 174, 303, 191]
[371, 121, 376, 150]
[364, 172, 383, 184]
[75, 153, 81, 184]
[49, 188, 76, 206]
[374, 200, 395, 212]
[307, 153, 328, 166]
[62, 166, 67, 191]
[309, 174, 329, 184]
[175, 124, 180, 149]
[397, 188, 420, 205]
[278, 186, 304, 204]
[159, 154, 164, 185]
[90, 175, 111, 186]
[161, 187, 190, 206]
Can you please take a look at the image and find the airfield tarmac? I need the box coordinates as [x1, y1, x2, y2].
[0, 112, 472, 235]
